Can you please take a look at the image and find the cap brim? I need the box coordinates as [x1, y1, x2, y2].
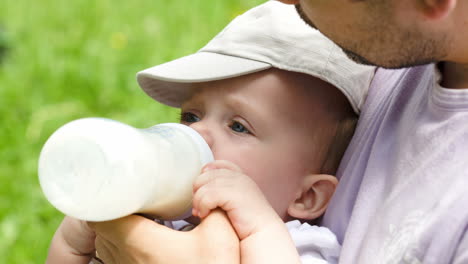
[137, 52, 271, 107]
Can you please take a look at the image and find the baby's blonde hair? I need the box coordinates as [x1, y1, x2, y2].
[320, 113, 358, 175]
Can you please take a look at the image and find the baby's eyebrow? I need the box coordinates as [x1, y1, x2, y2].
[224, 95, 253, 113]
[224, 95, 264, 126]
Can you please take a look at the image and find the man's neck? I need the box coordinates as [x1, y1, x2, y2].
[439, 62, 468, 89]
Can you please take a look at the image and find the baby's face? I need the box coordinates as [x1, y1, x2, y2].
[180, 69, 337, 220]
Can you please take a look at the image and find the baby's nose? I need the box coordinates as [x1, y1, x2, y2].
[189, 122, 214, 149]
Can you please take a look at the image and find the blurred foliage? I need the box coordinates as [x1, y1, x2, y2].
[0, 0, 265, 262]
[0, 26, 8, 63]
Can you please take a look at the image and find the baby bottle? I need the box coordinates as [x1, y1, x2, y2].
[38, 117, 213, 221]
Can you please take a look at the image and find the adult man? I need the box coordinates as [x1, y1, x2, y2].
[278, 0, 468, 263]
[83, 1, 468, 263]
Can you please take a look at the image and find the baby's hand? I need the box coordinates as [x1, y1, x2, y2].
[46, 216, 96, 264]
[192, 160, 282, 240]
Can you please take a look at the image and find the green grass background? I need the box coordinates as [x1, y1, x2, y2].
[0, 0, 265, 262]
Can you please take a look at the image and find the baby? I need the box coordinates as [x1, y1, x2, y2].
[46, 2, 375, 263]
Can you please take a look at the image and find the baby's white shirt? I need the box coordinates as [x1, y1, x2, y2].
[286, 220, 340, 264]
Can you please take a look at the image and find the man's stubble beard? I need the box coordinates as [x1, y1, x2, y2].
[294, 3, 448, 69]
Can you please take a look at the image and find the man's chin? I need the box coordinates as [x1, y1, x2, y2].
[342, 48, 377, 66]
[342, 47, 438, 69]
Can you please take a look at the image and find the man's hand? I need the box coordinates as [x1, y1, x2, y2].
[46, 216, 96, 264]
[89, 209, 239, 264]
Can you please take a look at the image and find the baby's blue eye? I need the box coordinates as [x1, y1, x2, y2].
[180, 112, 200, 123]
[230, 121, 249, 134]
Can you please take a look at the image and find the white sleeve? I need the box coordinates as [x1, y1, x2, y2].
[286, 220, 341, 264]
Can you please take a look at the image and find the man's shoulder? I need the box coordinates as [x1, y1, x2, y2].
[370, 64, 434, 97]
[357, 64, 435, 125]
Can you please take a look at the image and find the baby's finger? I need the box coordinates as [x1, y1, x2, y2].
[202, 160, 243, 173]
[193, 167, 237, 194]
[194, 160, 243, 193]
[193, 169, 218, 194]
[192, 184, 227, 219]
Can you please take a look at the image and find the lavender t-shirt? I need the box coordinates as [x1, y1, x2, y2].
[322, 64, 468, 264]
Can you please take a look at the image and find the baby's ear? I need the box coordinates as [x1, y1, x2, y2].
[287, 174, 337, 220]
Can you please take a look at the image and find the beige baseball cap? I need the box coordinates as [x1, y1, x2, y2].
[137, 1, 375, 114]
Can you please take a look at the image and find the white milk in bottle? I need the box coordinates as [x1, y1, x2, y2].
[38, 118, 213, 221]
